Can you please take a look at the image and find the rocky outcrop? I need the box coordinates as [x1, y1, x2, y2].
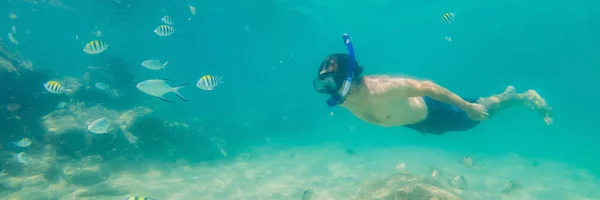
[356, 172, 462, 200]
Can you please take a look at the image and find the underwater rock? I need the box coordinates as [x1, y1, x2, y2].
[3, 187, 55, 200]
[42, 102, 152, 148]
[62, 181, 129, 199]
[356, 172, 461, 200]
[0, 174, 49, 190]
[62, 159, 108, 186]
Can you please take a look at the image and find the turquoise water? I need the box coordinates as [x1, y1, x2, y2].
[1, 0, 599, 199]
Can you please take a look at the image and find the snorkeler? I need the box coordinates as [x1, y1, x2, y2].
[313, 34, 553, 135]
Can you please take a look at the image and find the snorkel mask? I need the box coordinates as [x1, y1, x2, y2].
[313, 34, 357, 107]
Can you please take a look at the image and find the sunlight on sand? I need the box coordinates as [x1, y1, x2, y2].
[97, 145, 600, 200]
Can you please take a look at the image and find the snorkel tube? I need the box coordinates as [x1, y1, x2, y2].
[326, 33, 356, 107]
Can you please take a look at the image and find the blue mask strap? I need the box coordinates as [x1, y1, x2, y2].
[327, 33, 356, 107]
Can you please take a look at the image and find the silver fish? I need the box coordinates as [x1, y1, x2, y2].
[501, 180, 523, 194]
[460, 156, 476, 168]
[449, 176, 468, 190]
[14, 152, 29, 164]
[136, 79, 189, 102]
[94, 82, 110, 90]
[87, 117, 110, 134]
[301, 188, 314, 200]
[161, 15, 173, 25]
[428, 167, 444, 180]
[12, 138, 32, 147]
[141, 59, 168, 71]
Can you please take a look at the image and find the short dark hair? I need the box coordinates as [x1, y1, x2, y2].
[317, 53, 364, 80]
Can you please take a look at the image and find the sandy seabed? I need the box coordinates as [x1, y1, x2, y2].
[74, 144, 599, 200]
[4, 144, 599, 200]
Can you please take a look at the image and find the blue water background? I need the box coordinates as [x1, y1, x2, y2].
[1, 0, 599, 175]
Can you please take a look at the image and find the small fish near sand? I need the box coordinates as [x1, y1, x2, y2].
[12, 138, 32, 147]
[141, 59, 168, 71]
[449, 175, 468, 190]
[301, 188, 314, 200]
[44, 80, 71, 94]
[196, 75, 223, 91]
[124, 196, 156, 200]
[83, 40, 109, 54]
[460, 156, 478, 168]
[154, 25, 175, 36]
[136, 79, 189, 103]
[14, 152, 29, 164]
[501, 180, 524, 194]
[428, 167, 444, 180]
[87, 117, 110, 134]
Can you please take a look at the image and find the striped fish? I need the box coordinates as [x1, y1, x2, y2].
[440, 12, 456, 24]
[44, 80, 66, 94]
[161, 15, 173, 25]
[154, 25, 175, 36]
[83, 40, 109, 54]
[124, 196, 156, 200]
[196, 75, 223, 91]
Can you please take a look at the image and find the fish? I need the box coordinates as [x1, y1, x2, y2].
[428, 167, 444, 180]
[501, 180, 523, 194]
[12, 138, 32, 147]
[87, 117, 110, 134]
[440, 12, 455, 24]
[83, 40, 109, 54]
[14, 152, 29, 164]
[141, 59, 168, 71]
[95, 82, 110, 90]
[196, 75, 223, 91]
[161, 15, 173, 25]
[301, 188, 314, 200]
[56, 101, 67, 109]
[154, 25, 175, 36]
[449, 176, 468, 190]
[8, 32, 18, 45]
[189, 5, 196, 15]
[124, 196, 156, 200]
[136, 79, 189, 102]
[460, 156, 477, 168]
[44, 80, 70, 94]
[345, 148, 356, 155]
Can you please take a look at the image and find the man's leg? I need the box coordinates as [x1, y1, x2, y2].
[477, 86, 553, 125]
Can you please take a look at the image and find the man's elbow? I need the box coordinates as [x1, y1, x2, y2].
[417, 80, 438, 96]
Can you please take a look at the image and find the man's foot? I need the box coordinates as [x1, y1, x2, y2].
[523, 90, 553, 125]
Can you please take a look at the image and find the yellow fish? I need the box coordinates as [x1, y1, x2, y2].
[83, 40, 109, 54]
[154, 25, 175, 36]
[196, 75, 223, 91]
[43, 80, 70, 94]
[440, 12, 456, 24]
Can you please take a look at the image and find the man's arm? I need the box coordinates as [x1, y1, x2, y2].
[367, 76, 473, 112]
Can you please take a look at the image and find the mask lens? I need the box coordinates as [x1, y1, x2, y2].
[313, 76, 338, 93]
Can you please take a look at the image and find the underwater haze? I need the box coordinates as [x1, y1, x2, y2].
[0, 0, 599, 199]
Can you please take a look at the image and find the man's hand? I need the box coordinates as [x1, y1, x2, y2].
[465, 103, 489, 121]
